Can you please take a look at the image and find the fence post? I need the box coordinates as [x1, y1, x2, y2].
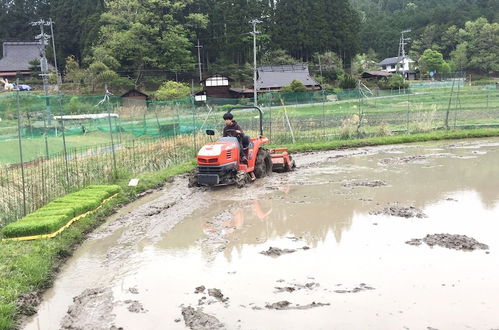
[191, 96, 197, 156]
[104, 90, 118, 177]
[15, 86, 27, 216]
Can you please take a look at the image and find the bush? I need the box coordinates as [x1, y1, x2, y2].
[281, 80, 307, 92]
[339, 75, 357, 89]
[155, 81, 191, 100]
[378, 74, 409, 90]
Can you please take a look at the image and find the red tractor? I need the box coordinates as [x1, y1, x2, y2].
[189, 106, 295, 188]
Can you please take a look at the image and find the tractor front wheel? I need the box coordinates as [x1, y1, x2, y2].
[188, 170, 200, 187]
[235, 170, 248, 188]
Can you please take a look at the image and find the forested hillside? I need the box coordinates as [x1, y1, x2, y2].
[0, 0, 497, 88]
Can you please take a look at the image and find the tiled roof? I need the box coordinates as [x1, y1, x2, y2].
[378, 56, 413, 66]
[0, 42, 41, 72]
[256, 65, 320, 90]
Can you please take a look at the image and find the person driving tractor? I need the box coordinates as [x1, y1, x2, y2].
[223, 112, 249, 163]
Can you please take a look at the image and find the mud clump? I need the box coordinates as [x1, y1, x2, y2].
[61, 288, 115, 330]
[181, 306, 225, 330]
[334, 283, 375, 293]
[342, 180, 387, 188]
[260, 247, 296, 257]
[194, 285, 206, 294]
[124, 300, 147, 313]
[265, 301, 330, 310]
[371, 205, 427, 218]
[16, 291, 41, 316]
[208, 288, 229, 302]
[406, 234, 489, 251]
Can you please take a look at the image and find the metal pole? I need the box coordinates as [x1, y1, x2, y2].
[250, 19, 261, 107]
[104, 87, 117, 176]
[196, 39, 203, 82]
[16, 81, 27, 216]
[49, 18, 62, 86]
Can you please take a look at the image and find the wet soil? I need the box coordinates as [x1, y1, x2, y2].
[406, 234, 489, 250]
[23, 138, 499, 330]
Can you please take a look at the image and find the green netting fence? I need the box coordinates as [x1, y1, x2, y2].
[0, 83, 498, 228]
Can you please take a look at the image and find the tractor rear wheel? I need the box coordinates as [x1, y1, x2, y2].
[254, 148, 272, 178]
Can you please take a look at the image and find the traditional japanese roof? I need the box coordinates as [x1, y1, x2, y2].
[0, 42, 41, 72]
[378, 56, 413, 66]
[121, 89, 149, 99]
[361, 71, 392, 78]
[256, 65, 320, 90]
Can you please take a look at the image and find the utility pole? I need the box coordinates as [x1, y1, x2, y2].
[31, 19, 52, 125]
[196, 39, 203, 82]
[48, 18, 62, 86]
[250, 19, 261, 107]
[398, 29, 411, 79]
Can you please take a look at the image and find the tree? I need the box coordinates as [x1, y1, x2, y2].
[456, 18, 499, 74]
[450, 42, 468, 71]
[155, 81, 191, 100]
[260, 50, 299, 65]
[313, 52, 344, 83]
[84, 61, 119, 92]
[91, 0, 202, 82]
[351, 49, 379, 74]
[418, 49, 445, 76]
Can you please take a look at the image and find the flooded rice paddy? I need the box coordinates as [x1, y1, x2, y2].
[25, 138, 499, 330]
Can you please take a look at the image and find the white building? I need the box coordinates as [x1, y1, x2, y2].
[378, 56, 416, 79]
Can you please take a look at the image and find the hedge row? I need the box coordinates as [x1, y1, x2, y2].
[2, 185, 121, 239]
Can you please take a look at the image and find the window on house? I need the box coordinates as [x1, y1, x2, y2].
[206, 76, 229, 87]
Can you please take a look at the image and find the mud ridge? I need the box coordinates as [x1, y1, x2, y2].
[342, 180, 387, 188]
[274, 282, 319, 293]
[334, 283, 375, 293]
[406, 234, 489, 250]
[265, 301, 330, 310]
[260, 247, 296, 257]
[371, 205, 427, 218]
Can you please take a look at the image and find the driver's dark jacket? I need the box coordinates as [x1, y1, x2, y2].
[223, 120, 244, 137]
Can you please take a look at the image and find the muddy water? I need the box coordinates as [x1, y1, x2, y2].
[25, 139, 499, 330]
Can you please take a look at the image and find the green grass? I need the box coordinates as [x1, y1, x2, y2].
[1, 185, 121, 239]
[0, 133, 115, 164]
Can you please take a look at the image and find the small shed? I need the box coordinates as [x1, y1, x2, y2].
[361, 71, 392, 80]
[199, 74, 236, 98]
[121, 89, 149, 107]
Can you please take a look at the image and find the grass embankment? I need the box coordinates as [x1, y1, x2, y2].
[0, 161, 194, 330]
[2, 128, 499, 329]
[273, 128, 499, 153]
